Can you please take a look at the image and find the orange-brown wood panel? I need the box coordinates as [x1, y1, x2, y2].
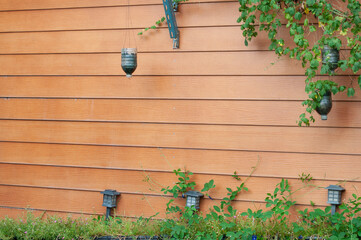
[0, 0, 234, 11]
[0, 2, 239, 32]
[1, 142, 361, 181]
[1, 120, 361, 155]
[0, 186, 102, 215]
[0, 207, 93, 220]
[0, 164, 358, 206]
[0, 185, 325, 219]
[0, 26, 327, 54]
[1, 99, 361, 127]
[0, 76, 358, 100]
[0, 52, 311, 76]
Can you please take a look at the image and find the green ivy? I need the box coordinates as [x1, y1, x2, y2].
[237, 0, 361, 125]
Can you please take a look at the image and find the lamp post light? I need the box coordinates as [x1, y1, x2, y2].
[325, 185, 345, 215]
[185, 191, 204, 210]
[101, 189, 121, 220]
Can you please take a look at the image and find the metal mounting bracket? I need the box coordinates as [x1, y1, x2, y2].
[163, 0, 180, 49]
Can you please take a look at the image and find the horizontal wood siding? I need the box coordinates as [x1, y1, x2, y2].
[1, 142, 360, 181]
[0, 0, 359, 220]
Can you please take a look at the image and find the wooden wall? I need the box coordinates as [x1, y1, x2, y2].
[0, 0, 360, 219]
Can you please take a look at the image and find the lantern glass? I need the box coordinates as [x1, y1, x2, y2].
[328, 190, 341, 205]
[186, 195, 201, 209]
[102, 194, 114, 208]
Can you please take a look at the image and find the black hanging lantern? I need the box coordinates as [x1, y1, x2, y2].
[101, 189, 121, 220]
[121, 48, 137, 78]
[325, 185, 345, 215]
[185, 191, 204, 210]
[316, 91, 332, 120]
[322, 45, 339, 74]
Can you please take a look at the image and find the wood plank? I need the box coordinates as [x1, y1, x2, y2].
[0, 164, 358, 206]
[0, 185, 326, 220]
[0, 27, 269, 54]
[1, 120, 361, 155]
[0, 26, 325, 54]
[0, 76, 359, 101]
[1, 142, 361, 181]
[0, 0, 234, 11]
[0, 51, 355, 76]
[0, 2, 239, 32]
[0, 207, 92, 220]
[0, 52, 309, 76]
[1, 98, 361, 127]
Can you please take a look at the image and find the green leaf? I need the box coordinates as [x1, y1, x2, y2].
[214, 206, 221, 213]
[295, 12, 302, 21]
[306, 0, 316, 6]
[309, 25, 316, 32]
[347, 87, 355, 97]
[304, 18, 309, 26]
[310, 59, 319, 69]
[285, 7, 296, 17]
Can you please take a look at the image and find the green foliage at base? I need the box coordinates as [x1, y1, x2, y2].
[1, 171, 361, 240]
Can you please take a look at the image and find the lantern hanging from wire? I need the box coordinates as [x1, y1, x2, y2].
[121, 0, 137, 78]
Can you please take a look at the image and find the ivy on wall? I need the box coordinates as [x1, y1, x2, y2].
[238, 0, 361, 126]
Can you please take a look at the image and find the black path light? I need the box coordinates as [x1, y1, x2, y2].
[101, 189, 121, 220]
[325, 185, 345, 215]
[316, 91, 332, 120]
[185, 191, 204, 210]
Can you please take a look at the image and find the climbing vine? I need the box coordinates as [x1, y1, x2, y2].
[238, 0, 361, 126]
[141, 0, 361, 126]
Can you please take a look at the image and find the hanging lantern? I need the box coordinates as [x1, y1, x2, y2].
[322, 45, 339, 73]
[316, 91, 332, 120]
[121, 48, 137, 78]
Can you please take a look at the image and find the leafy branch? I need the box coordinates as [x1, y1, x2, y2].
[237, 0, 361, 126]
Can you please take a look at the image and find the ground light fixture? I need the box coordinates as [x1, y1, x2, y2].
[185, 191, 204, 210]
[101, 189, 121, 220]
[325, 185, 345, 215]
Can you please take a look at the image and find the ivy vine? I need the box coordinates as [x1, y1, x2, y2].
[237, 0, 361, 126]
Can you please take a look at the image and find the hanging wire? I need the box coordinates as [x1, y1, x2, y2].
[122, 0, 130, 48]
[122, 0, 137, 48]
[129, 1, 137, 48]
